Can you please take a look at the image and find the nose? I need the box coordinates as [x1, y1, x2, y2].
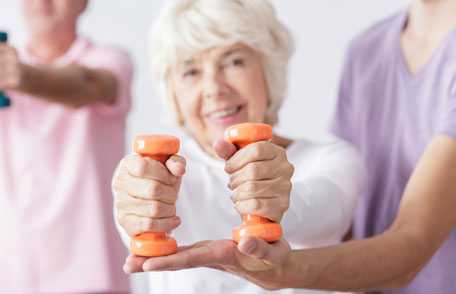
[202, 68, 227, 100]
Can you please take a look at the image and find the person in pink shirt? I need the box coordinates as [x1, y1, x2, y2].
[0, 0, 132, 293]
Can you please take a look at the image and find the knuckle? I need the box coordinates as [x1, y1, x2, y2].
[170, 175, 180, 186]
[281, 197, 290, 211]
[118, 214, 130, 229]
[114, 199, 124, 210]
[250, 199, 262, 211]
[276, 178, 292, 193]
[135, 158, 147, 177]
[146, 181, 162, 198]
[284, 180, 292, 192]
[142, 217, 155, 231]
[248, 163, 261, 179]
[287, 164, 295, 177]
[251, 144, 263, 159]
[274, 145, 285, 156]
[244, 181, 259, 193]
[128, 155, 146, 176]
[148, 202, 160, 217]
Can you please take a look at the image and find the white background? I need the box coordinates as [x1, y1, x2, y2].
[0, 0, 409, 292]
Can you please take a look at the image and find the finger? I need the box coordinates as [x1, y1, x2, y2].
[228, 160, 278, 190]
[113, 173, 178, 203]
[231, 177, 291, 202]
[237, 237, 290, 266]
[225, 141, 279, 174]
[234, 197, 288, 222]
[165, 155, 186, 177]
[117, 214, 181, 235]
[112, 159, 126, 191]
[115, 191, 176, 218]
[142, 240, 236, 271]
[213, 139, 237, 161]
[123, 254, 148, 274]
[124, 154, 179, 186]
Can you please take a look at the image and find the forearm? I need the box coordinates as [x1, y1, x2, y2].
[17, 63, 117, 107]
[267, 229, 426, 291]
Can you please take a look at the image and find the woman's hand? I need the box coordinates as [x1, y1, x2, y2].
[112, 154, 186, 236]
[0, 44, 25, 90]
[214, 139, 294, 222]
[123, 236, 291, 290]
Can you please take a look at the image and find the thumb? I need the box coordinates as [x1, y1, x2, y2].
[213, 138, 237, 161]
[237, 237, 290, 267]
[165, 155, 186, 177]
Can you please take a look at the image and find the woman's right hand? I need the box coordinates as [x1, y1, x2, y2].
[112, 154, 186, 237]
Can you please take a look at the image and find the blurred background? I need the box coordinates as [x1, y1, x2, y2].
[0, 0, 409, 293]
[1, 0, 409, 145]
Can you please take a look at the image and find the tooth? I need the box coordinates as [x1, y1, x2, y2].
[211, 107, 238, 118]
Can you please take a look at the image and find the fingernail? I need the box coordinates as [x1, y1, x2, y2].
[225, 162, 232, 171]
[123, 264, 132, 274]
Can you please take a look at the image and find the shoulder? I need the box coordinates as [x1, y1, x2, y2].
[345, 11, 404, 66]
[81, 38, 134, 70]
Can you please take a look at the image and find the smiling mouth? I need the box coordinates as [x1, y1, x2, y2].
[207, 105, 244, 119]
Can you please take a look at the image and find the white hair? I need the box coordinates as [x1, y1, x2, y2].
[149, 0, 295, 126]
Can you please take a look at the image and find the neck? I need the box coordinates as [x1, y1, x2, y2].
[27, 29, 77, 63]
[406, 0, 456, 40]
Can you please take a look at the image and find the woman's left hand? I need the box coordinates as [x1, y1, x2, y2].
[214, 139, 294, 222]
[124, 236, 290, 290]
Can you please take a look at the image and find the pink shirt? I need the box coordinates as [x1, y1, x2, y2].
[0, 37, 132, 293]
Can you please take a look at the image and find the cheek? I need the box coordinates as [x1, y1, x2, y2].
[175, 88, 203, 127]
[236, 71, 269, 121]
[248, 94, 268, 122]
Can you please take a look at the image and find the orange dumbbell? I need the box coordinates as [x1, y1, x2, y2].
[224, 123, 283, 243]
[130, 134, 180, 257]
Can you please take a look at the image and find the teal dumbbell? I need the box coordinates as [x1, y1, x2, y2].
[0, 32, 11, 108]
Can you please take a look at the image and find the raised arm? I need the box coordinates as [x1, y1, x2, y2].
[0, 43, 118, 108]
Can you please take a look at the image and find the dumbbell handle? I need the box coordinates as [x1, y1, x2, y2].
[225, 123, 283, 243]
[0, 32, 11, 108]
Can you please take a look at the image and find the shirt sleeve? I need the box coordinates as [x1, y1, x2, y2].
[330, 43, 359, 146]
[437, 74, 456, 138]
[283, 140, 365, 247]
[83, 47, 134, 116]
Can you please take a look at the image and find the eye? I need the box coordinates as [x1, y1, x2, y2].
[222, 56, 245, 70]
[231, 58, 244, 66]
[183, 68, 199, 78]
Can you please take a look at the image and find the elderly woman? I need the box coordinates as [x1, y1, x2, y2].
[112, 0, 363, 293]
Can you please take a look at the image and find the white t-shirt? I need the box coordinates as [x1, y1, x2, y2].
[117, 134, 365, 294]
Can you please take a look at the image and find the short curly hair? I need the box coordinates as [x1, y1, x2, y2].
[149, 0, 295, 126]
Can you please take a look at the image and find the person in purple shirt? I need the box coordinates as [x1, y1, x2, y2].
[124, 0, 456, 293]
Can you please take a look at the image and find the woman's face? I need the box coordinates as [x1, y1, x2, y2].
[170, 44, 269, 150]
[22, 0, 87, 36]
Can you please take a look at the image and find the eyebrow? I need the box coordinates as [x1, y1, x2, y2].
[183, 59, 195, 66]
[222, 48, 247, 59]
[182, 48, 247, 66]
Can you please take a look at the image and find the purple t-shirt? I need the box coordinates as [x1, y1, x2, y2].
[331, 11, 456, 294]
